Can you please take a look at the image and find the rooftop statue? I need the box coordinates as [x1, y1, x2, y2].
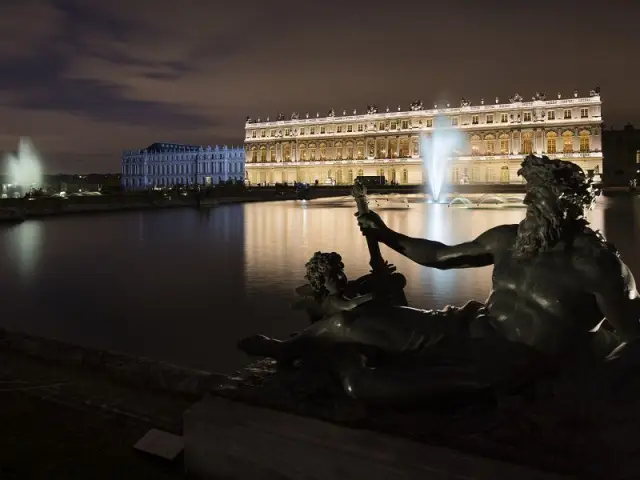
[239, 155, 640, 406]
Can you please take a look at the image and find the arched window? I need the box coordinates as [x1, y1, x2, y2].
[579, 130, 590, 153]
[500, 166, 510, 183]
[299, 144, 307, 160]
[562, 131, 574, 153]
[471, 135, 481, 155]
[356, 142, 365, 160]
[499, 134, 510, 154]
[399, 139, 410, 158]
[391, 168, 397, 183]
[283, 143, 291, 161]
[346, 142, 354, 160]
[484, 134, 495, 154]
[309, 143, 316, 161]
[367, 140, 375, 158]
[389, 138, 398, 158]
[260, 146, 267, 162]
[335, 142, 343, 160]
[546, 132, 557, 154]
[486, 167, 494, 183]
[357, 168, 364, 177]
[269, 147, 276, 162]
[319, 143, 327, 160]
[411, 138, 419, 157]
[522, 132, 533, 154]
[336, 169, 343, 184]
[402, 168, 408, 184]
[347, 169, 354, 184]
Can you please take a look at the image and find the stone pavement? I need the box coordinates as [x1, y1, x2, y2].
[0, 347, 191, 479]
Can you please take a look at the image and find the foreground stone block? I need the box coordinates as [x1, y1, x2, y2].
[133, 428, 183, 461]
[184, 396, 567, 480]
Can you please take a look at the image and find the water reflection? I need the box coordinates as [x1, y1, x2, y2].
[422, 203, 455, 303]
[243, 199, 613, 310]
[0, 197, 631, 374]
[4, 221, 44, 281]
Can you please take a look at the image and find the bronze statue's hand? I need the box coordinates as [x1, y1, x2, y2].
[356, 211, 387, 234]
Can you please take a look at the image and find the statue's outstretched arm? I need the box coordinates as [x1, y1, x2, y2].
[591, 256, 640, 342]
[376, 224, 516, 270]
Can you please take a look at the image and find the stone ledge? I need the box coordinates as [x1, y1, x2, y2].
[0, 329, 229, 398]
[184, 395, 568, 480]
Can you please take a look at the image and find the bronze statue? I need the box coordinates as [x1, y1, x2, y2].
[239, 154, 640, 406]
[291, 252, 374, 323]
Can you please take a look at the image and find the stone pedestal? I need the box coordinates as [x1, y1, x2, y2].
[183, 396, 567, 480]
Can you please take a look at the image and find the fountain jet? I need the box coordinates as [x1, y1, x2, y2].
[420, 116, 464, 202]
[5, 137, 43, 192]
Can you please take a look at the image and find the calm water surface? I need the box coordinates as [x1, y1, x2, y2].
[1, 196, 639, 373]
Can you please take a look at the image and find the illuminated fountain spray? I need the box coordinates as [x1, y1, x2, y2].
[5, 137, 43, 192]
[420, 116, 464, 202]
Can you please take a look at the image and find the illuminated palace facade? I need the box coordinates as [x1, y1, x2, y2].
[244, 89, 603, 186]
[121, 142, 245, 190]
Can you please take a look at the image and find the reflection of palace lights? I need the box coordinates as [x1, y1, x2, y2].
[7, 221, 44, 281]
[242, 200, 569, 308]
[242, 193, 609, 310]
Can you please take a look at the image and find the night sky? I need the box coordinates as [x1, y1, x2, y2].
[1, 0, 639, 173]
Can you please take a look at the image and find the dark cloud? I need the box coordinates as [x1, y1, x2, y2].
[0, 11, 209, 129]
[0, 0, 639, 173]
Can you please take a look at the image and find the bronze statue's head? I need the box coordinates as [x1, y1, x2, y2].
[514, 154, 600, 257]
[304, 252, 348, 297]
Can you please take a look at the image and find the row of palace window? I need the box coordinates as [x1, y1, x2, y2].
[125, 175, 244, 187]
[256, 168, 411, 185]
[255, 164, 572, 186]
[123, 176, 243, 189]
[251, 120, 425, 138]
[455, 108, 588, 126]
[452, 166, 512, 184]
[249, 108, 591, 139]
[123, 154, 243, 163]
[250, 143, 415, 162]
[124, 162, 244, 176]
[249, 132, 592, 162]
[472, 131, 591, 155]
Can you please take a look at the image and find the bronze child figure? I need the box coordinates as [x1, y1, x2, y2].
[292, 252, 374, 320]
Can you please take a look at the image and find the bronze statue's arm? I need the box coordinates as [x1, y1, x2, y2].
[330, 293, 374, 311]
[374, 224, 516, 270]
[591, 256, 640, 342]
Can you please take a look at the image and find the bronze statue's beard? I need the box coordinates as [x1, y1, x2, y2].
[513, 206, 562, 258]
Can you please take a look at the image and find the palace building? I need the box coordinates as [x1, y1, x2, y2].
[244, 89, 603, 186]
[121, 142, 245, 190]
